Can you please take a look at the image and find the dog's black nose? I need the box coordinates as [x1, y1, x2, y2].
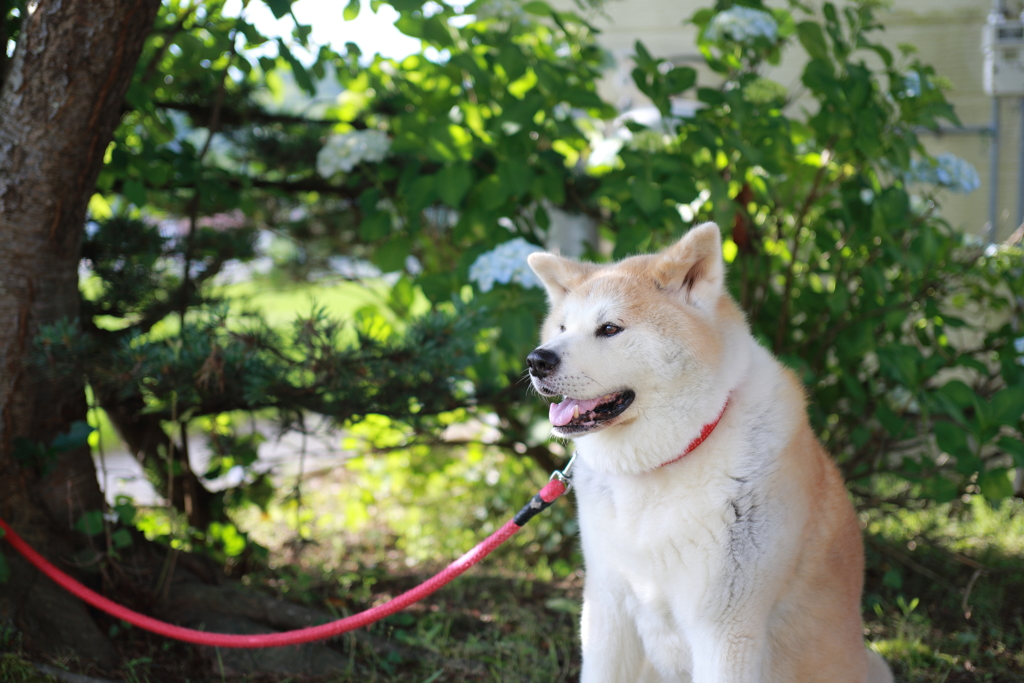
[527, 348, 560, 378]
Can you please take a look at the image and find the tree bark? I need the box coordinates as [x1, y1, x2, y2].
[0, 0, 161, 665]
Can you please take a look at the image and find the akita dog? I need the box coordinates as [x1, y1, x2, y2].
[526, 223, 892, 682]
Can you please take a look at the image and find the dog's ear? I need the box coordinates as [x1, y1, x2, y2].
[528, 252, 597, 304]
[654, 222, 725, 307]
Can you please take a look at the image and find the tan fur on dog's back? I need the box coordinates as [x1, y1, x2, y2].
[527, 223, 892, 682]
[764, 377, 868, 680]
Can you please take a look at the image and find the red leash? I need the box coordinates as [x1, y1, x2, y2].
[0, 473, 571, 649]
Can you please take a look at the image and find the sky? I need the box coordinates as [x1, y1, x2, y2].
[226, 0, 425, 61]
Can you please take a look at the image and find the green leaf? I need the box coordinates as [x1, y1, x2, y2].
[882, 567, 902, 589]
[796, 22, 829, 60]
[143, 163, 170, 188]
[343, 0, 360, 21]
[631, 180, 662, 215]
[111, 528, 133, 549]
[497, 45, 528, 82]
[938, 380, 975, 409]
[372, 236, 412, 273]
[404, 175, 435, 214]
[977, 468, 1014, 502]
[123, 179, 147, 207]
[827, 285, 849, 317]
[476, 174, 509, 211]
[664, 67, 696, 95]
[263, 0, 292, 19]
[522, 1, 551, 16]
[417, 272, 455, 303]
[360, 212, 392, 241]
[934, 421, 970, 458]
[278, 41, 315, 96]
[876, 187, 909, 224]
[75, 510, 105, 537]
[497, 158, 532, 199]
[990, 385, 1024, 426]
[422, 16, 454, 48]
[697, 87, 725, 105]
[613, 221, 649, 259]
[634, 41, 655, 69]
[922, 475, 959, 504]
[802, 58, 838, 96]
[997, 436, 1024, 467]
[113, 500, 136, 525]
[51, 421, 94, 453]
[436, 164, 473, 207]
[394, 14, 425, 38]
[868, 43, 893, 68]
[875, 404, 905, 437]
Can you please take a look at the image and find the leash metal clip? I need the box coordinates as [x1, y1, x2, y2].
[549, 450, 578, 494]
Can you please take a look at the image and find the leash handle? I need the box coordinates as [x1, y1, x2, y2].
[0, 465, 573, 649]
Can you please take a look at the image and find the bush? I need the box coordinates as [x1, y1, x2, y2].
[34, 0, 1023, 562]
[587, 0, 1024, 506]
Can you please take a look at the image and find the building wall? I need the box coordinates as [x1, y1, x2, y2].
[564, 0, 1023, 242]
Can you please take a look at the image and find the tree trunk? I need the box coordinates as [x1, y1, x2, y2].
[100, 390, 226, 529]
[0, 0, 161, 665]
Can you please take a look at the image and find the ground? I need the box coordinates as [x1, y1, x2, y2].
[2, 457, 1022, 682]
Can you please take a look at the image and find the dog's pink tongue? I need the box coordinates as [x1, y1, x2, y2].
[549, 396, 605, 427]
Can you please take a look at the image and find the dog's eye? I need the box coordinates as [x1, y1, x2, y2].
[559, 325, 566, 333]
[596, 323, 623, 337]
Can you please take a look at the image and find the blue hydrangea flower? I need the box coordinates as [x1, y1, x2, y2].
[469, 238, 543, 292]
[907, 153, 981, 194]
[902, 71, 922, 98]
[705, 7, 778, 43]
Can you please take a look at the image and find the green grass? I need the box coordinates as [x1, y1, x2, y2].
[83, 465, 1023, 682]
[862, 497, 1024, 682]
[212, 278, 395, 330]
[0, 654, 58, 683]
[5, 481, 1024, 681]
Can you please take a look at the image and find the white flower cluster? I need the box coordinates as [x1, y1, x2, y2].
[316, 130, 391, 177]
[907, 152, 981, 194]
[705, 7, 778, 43]
[469, 237, 543, 292]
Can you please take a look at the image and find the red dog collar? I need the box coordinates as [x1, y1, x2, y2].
[658, 398, 730, 468]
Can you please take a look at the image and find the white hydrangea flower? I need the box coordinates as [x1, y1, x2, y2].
[316, 130, 391, 177]
[468, 237, 543, 292]
[907, 153, 981, 194]
[705, 7, 778, 43]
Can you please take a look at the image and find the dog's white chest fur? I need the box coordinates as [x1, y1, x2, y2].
[572, 374, 799, 681]
[571, 360, 803, 679]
